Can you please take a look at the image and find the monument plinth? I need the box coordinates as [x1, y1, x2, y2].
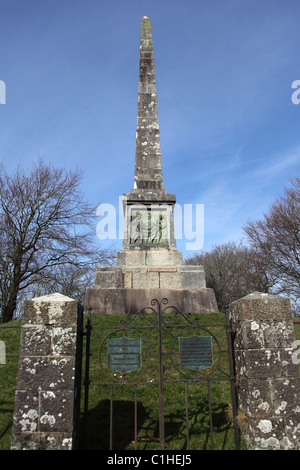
[85, 17, 218, 314]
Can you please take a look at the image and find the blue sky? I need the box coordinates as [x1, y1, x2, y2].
[0, 0, 299, 259]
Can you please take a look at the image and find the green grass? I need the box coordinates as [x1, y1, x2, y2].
[0, 316, 299, 450]
[0, 320, 22, 450]
[294, 321, 300, 341]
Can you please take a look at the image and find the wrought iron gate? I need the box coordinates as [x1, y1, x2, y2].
[81, 298, 240, 450]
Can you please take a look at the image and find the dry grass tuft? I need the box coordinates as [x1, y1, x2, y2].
[226, 404, 249, 434]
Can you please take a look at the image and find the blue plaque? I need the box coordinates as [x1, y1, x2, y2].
[107, 337, 141, 373]
[179, 335, 213, 371]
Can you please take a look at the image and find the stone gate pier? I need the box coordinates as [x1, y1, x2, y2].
[230, 292, 300, 450]
[11, 293, 83, 450]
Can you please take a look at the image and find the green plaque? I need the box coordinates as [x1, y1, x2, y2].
[107, 337, 141, 373]
[179, 336, 213, 371]
[130, 208, 169, 246]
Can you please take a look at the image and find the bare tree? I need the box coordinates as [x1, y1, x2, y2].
[0, 159, 114, 322]
[244, 176, 300, 312]
[185, 241, 272, 312]
[23, 264, 96, 307]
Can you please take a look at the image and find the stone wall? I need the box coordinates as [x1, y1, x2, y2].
[230, 292, 300, 450]
[11, 293, 83, 450]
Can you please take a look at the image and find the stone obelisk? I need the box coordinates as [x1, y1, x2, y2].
[85, 17, 218, 314]
[118, 16, 181, 268]
[134, 16, 164, 193]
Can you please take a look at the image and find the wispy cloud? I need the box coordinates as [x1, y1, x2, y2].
[249, 145, 300, 183]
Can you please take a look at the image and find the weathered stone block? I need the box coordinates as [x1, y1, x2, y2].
[230, 292, 291, 322]
[94, 266, 123, 288]
[285, 416, 300, 449]
[145, 250, 183, 266]
[23, 293, 80, 325]
[234, 320, 264, 350]
[116, 250, 146, 266]
[272, 377, 300, 417]
[12, 391, 39, 434]
[20, 325, 52, 356]
[132, 271, 159, 288]
[178, 265, 206, 289]
[159, 272, 182, 289]
[124, 271, 132, 288]
[148, 265, 176, 272]
[238, 377, 273, 418]
[11, 432, 73, 450]
[39, 390, 74, 433]
[263, 321, 295, 348]
[238, 349, 297, 379]
[17, 356, 76, 390]
[51, 325, 77, 356]
[247, 417, 287, 450]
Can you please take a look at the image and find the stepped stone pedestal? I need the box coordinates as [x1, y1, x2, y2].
[85, 287, 218, 315]
[87, 245, 217, 314]
[85, 17, 218, 315]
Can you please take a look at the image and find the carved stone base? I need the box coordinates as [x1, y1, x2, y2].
[84, 287, 218, 315]
[95, 263, 206, 290]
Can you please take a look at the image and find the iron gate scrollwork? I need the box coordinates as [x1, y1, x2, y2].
[82, 298, 240, 450]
